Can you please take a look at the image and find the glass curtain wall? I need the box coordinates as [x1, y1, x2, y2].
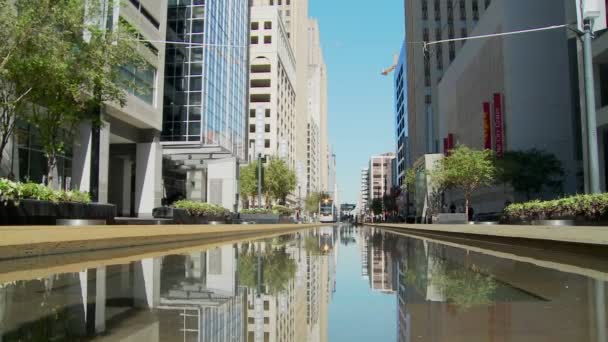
[163, 0, 248, 160]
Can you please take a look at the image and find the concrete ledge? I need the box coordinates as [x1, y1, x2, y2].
[367, 223, 608, 246]
[0, 224, 321, 260]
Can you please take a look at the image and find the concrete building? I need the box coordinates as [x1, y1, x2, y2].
[405, 0, 491, 163]
[394, 41, 409, 186]
[247, 5, 297, 170]
[161, 0, 249, 211]
[4, 0, 168, 217]
[436, 0, 579, 211]
[359, 168, 370, 215]
[368, 153, 396, 202]
[306, 19, 328, 196]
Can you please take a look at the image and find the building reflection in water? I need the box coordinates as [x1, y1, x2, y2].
[0, 226, 605, 341]
[0, 227, 339, 342]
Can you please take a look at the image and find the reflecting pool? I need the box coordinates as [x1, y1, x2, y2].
[0, 226, 606, 341]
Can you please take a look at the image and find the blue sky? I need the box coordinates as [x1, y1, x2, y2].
[309, 0, 405, 204]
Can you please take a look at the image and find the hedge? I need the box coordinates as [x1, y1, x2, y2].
[0, 178, 91, 205]
[504, 193, 608, 221]
[173, 200, 228, 217]
[241, 206, 294, 216]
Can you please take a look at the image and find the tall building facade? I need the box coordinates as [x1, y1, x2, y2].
[436, 0, 578, 212]
[405, 0, 491, 163]
[247, 5, 297, 170]
[394, 40, 409, 186]
[161, 0, 250, 210]
[359, 168, 369, 215]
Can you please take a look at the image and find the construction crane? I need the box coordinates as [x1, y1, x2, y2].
[381, 53, 398, 76]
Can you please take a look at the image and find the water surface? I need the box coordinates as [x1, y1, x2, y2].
[0, 225, 606, 341]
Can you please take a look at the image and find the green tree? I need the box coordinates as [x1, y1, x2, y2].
[403, 168, 416, 194]
[370, 198, 383, 216]
[432, 145, 496, 220]
[305, 191, 330, 214]
[264, 157, 296, 204]
[496, 149, 564, 200]
[6, 0, 145, 187]
[240, 161, 261, 208]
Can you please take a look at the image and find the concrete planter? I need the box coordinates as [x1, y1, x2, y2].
[240, 213, 280, 224]
[0, 200, 116, 225]
[532, 219, 576, 226]
[435, 213, 468, 224]
[173, 208, 226, 224]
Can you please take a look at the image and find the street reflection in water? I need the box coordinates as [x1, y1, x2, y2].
[0, 226, 606, 341]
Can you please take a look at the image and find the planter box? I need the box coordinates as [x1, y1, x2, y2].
[0, 200, 116, 226]
[173, 209, 226, 224]
[435, 213, 467, 224]
[240, 213, 280, 224]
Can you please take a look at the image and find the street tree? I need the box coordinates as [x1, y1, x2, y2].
[240, 161, 261, 208]
[305, 191, 330, 214]
[7, 0, 145, 187]
[371, 198, 383, 216]
[432, 145, 496, 220]
[264, 157, 296, 204]
[496, 149, 564, 200]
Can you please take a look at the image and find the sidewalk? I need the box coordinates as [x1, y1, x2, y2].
[367, 223, 608, 246]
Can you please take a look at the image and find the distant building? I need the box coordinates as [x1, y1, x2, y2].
[368, 153, 396, 202]
[359, 168, 370, 214]
[394, 40, 409, 187]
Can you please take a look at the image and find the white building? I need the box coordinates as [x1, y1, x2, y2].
[359, 168, 369, 214]
[247, 5, 297, 170]
[436, 0, 579, 211]
[368, 153, 396, 202]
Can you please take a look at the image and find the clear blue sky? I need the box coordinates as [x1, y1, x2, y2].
[309, 0, 405, 204]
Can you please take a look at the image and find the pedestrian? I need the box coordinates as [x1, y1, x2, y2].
[449, 203, 456, 213]
[468, 206, 475, 221]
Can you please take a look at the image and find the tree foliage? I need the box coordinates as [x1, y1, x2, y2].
[264, 157, 296, 204]
[496, 149, 564, 200]
[403, 168, 416, 194]
[238, 245, 297, 295]
[1, 0, 145, 186]
[432, 145, 496, 219]
[370, 198, 383, 215]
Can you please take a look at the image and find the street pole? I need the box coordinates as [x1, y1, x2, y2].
[257, 154, 263, 209]
[583, 18, 602, 194]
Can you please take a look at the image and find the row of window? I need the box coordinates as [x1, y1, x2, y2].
[251, 21, 272, 30]
[422, 0, 491, 21]
[251, 35, 272, 44]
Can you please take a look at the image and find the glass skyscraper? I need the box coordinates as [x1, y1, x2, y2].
[163, 0, 248, 160]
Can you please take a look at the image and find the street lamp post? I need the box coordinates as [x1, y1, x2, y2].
[582, 17, 602, 194]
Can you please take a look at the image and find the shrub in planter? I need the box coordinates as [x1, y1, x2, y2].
[504, 193, 608, 223]
[173, 200, 228, 224]
[241, 208, 273, 215]
[272, 205, 293, 217]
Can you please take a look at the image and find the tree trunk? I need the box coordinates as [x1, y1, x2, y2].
[465, 192, 471, 222]
[46, 153, 58, 189]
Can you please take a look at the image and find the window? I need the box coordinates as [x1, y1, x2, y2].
[422, 0, 428, 20]
[449, 42, 455, 61]
[250, 109, 255, 117]
[264, 21, 272, 29]
[424, 58, 431, 86]
[459, 0, 466, 20]
[264, 139, 270, 148]
[251, 22, 259, 30]
[434, 0, 440, 21]
[485, 0, 491, 9]
[119, 63, 156, 104]
[423, 28, 429, 42]
[436, 45, 443, 70]
[251, 36, 259, 44]
[472, 0, 479, 20]
[249, 124, 255, 133]
[264, 36, 272, 44]
[265, 124, 271, 133]
[265, 109, 271, 117]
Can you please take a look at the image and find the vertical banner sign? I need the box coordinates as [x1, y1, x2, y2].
[483, 102, 492, 150]
[443, 138, 449, 156]
[255, 106, 265, 156]
[493, 93, 504, 158]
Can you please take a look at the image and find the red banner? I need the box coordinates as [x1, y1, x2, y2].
[493, 93, 504, 158]
[483, 102, 491, 150]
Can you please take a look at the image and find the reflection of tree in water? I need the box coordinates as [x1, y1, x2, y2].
[238, 243, 297, 295]
[430, 261, 497, 311]
[160, 254, 187, 294]
[304, 236, 322, 255]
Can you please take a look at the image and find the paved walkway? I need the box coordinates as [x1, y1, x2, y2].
[368, 223, 608, 246]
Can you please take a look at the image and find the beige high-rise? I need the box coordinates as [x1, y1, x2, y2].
[250, 0, 329, 196]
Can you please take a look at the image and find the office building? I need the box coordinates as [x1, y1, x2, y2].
[436, 0, 578, 212]
[247, 5, 297, 170]
[368, 153, 396, 202]
[394, 41, 409, 185]
[161, 0, 249, 211]
[359, 168, 369, 215]
[405, 0, 491, 163]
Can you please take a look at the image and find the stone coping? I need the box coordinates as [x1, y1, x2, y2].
[367, 223, 608, 246]
[0, 224, 322, 260]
